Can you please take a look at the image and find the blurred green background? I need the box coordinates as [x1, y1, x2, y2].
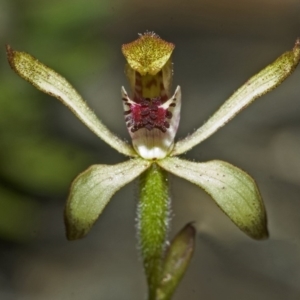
[0, 0, 300, 299]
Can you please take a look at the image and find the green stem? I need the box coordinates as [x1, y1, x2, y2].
[138, 163, 170, 300]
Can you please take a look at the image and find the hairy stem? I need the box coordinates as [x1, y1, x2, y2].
[138, 163, 170, 299]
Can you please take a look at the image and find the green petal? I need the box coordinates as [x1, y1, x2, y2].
[172, 39, 300, 155]
[156, 223, 196, 300]
[6, 45, 136, 157]
[65, 158, 150, 240]
[158, 157, 268, 239]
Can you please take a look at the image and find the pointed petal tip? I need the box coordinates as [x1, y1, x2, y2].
[245, 207, 269, 240]
[5, 44, 12, 54]
[293, 38, 300, 61]
[64, 211, 89, 241]
[261, 229, 269, 240]
[294, 38, 300, 51]
[65, 227, 88, 241]
[6, 44, 16, 69]
[65, 227, 85, 241]
[243, 211, 269, 240]
[250, 224, 269, 241]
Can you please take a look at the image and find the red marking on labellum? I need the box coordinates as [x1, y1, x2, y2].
[124, 96, 173, 133]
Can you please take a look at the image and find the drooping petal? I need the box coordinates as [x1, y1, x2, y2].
[158, 157, 268, 239]
[65, 159, 150, 240]
[122, 86, 181, 160]
[6, 45, 136, 157]
[172, 39, 300, 155]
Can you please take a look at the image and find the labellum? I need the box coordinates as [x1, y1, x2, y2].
[122, 32, 181, 160]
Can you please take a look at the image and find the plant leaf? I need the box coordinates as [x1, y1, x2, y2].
[65, 158, 150, 240]
[6, 45, 137, 157]
[156, 223, 196, 300]
[158, 157, 268, 239]
[172, 39, 300, 155]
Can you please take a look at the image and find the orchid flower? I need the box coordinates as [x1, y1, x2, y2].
[6, 33, 300, 300]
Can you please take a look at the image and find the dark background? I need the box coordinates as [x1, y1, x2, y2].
[0, 0, 300, 299]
